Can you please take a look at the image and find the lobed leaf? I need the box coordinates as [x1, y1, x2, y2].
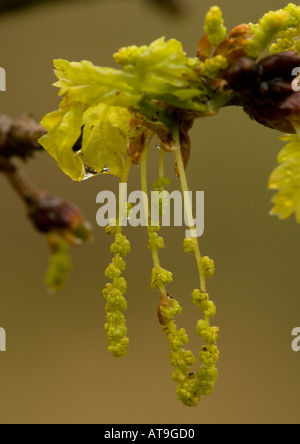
[39, 101, 132, 180]
[269, 133, 300, 222]
[39, 102, 85, 181]
[81, 104, 131, 177]
[54, 59, 142, 107]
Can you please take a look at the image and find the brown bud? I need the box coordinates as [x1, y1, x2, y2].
[158, 296, 167, 326]
[197, 34, 213, 61]
[158, 293, 174, 326]
[213, 24, 252, 66]
[28, 194, 92, 245]
[245, 92, 300, 133]
[127, 116, 148, 165]
[224, 57, 259, 97]
[223, 51, 300, 133]
[259, 51, 300, 82]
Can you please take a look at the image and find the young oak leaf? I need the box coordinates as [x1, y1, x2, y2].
[278, 134, 300, 163]
[39, 101, 132, 181]
[269, 134, 300, 222]
[53, 38, 213, 118]
[39, 101, 85, 181]
[114, 37, 209, 113]
[53, 59, 142, 108]
[40, 37, 226, 183]
[81, 104, 131, 177]
[114, 37, 201, 88]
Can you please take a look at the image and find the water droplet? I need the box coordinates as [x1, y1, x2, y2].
[75, 151, 103, 180]
[81, 166, 98, 180]
[81, 162, 100, 180]
[101, 166, 110, 173]
[156, 144, 161, 151]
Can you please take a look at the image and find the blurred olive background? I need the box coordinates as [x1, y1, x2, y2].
[0, 0, 300, 425]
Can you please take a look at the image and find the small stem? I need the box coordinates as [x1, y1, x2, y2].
[121, 155, 133, 184]
[140, 147, 149, 213]
[117, 155, 133, 231]
[0, 114, 45, 159]
[141, 140, 168, 301]
[159, 147, 165, 179]
[0, 156, 42, 204]
[174, 128, 206, 292]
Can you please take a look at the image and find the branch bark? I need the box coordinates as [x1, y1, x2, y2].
[0, 114, 45, 160]
[0, 0, 186, 15]
[0, 156, 41, 203]
[0, 114, 91, 244]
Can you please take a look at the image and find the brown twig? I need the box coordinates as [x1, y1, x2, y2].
[0, 155, 42, 203]
[0, 155, 92, 249]
[0, 0, 187, 16]
[0, 115, 92, 244]
[148, 0, 187, 15]
[0, 0, 78, 14]
[0, 114, 45, 160]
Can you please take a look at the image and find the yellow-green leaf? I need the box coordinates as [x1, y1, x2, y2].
[54, 59, 142, 107]
[39, 102, 85, 181]
[269, 134, 300, 222]
[81, 104, 131, 177]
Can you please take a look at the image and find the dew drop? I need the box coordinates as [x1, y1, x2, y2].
[75, 151, 101, 180]
[83, 166, 99, 181]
